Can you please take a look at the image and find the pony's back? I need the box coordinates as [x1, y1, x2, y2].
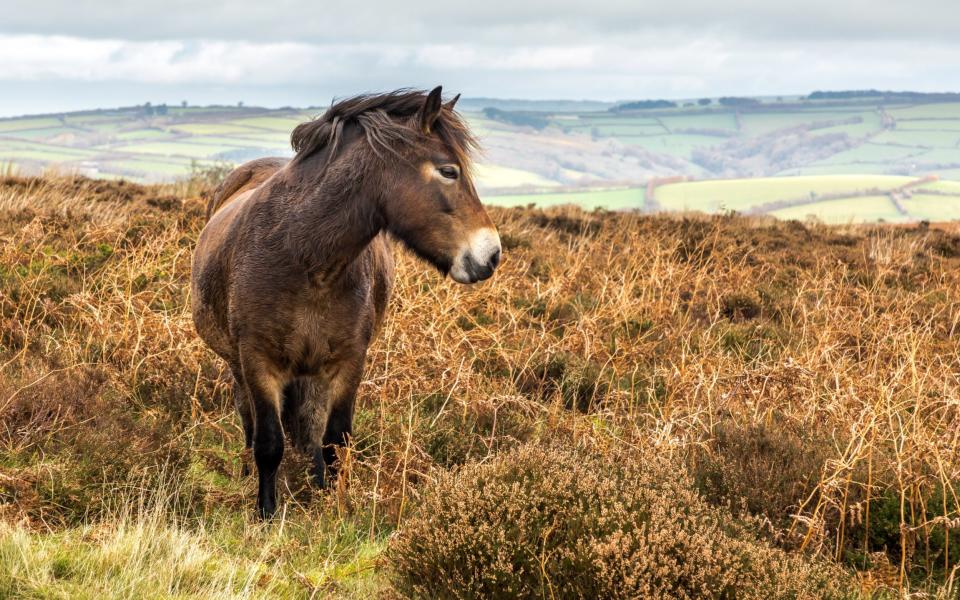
[206, 157, 289, 220]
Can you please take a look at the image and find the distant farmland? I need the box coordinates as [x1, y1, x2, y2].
[2, 94, 960, 222]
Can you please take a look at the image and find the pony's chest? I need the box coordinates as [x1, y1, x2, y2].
[287, 303, 367, 373]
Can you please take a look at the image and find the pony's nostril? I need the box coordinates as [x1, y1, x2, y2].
[488, 249, 501, 269]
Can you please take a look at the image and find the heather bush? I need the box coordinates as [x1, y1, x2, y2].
[695, 416, 833, 533]
[387, 445, 859, 599]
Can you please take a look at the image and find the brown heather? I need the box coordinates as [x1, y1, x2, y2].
[386, 444, 856, 599]
[0, 173, 959, 597]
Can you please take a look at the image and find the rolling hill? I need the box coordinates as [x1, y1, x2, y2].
[2, 92, 960, 222]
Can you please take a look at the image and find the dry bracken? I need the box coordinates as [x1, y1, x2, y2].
[0, 174, 959, 597]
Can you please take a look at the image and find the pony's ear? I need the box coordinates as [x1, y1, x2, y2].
[419, 86, 443, 134]
[443, 93, 461, 112]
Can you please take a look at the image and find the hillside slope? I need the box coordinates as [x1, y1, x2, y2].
[0, 175, 959, 597]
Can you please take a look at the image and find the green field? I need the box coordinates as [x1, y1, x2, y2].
[899, 194, 960, 221]
[896, 120, 960, 131]
[0, 117, 63, 132]
[485, 187, 646, 210]
[655, 175, 915, 212]
[738, 111, 865, 135]
[813, 143, 923, 165]
[873, 129, 960, 148]
[770, 195, 906, 223]
[114, 129, 176, 140]
[105, 158, 197, 177]
[887, 102, 960, 119]
[472, 163, 560, 188]
[232, 116, 304, 131]
[658, 113, 738, 131]
[619, 134, 724, 158]
[917, 180, 960, 194]
[2, 95, 960, 219]
[494, 174, 960, 223]
[171, 123, 263, 136]
[115, 142, 243, 159]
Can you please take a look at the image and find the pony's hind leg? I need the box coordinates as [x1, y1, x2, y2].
[240, 352, 285, 519]
[286, 377, 332, 489]
[230, 370, 254, 477]
[320, 362, 363, 487]
[277, 377, 330, 488]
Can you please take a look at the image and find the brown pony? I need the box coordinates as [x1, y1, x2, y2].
[190, 87, 501, 517]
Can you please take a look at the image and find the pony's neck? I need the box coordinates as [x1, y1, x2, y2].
[280, 146, 384, 279]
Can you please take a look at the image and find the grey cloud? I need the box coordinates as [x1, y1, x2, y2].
[1, 0, 958, 116]
[3, 0, 959, 43]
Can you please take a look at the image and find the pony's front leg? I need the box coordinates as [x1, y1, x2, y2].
[241, 353, 285, 519]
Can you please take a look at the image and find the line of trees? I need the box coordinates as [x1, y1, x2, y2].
[610, 99, 678, 112]
[807, 90, 960, 102]
[718, 97, 760, 107]
[141, 102, 169, 116]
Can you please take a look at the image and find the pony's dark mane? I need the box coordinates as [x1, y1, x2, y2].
[290, 89, 477, 175]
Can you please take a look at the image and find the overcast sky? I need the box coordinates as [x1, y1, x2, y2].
[1, 0, 959, 116]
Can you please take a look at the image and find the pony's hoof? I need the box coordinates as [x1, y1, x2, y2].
[311, 466, 330, 490]
[257, 501, 277, 520]
[240, 448, 253, 478]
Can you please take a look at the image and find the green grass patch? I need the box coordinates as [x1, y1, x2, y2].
[0, 506, 388, 599]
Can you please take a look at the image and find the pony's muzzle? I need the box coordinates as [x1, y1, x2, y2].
[450, 228, 502, 284]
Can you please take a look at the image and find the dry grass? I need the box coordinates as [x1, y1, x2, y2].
[0, 173, 959, 597]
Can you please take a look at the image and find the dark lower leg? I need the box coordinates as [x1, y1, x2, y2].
[254, 406, 284, 519]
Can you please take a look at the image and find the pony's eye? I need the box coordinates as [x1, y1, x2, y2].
[438, 165, 459, 180]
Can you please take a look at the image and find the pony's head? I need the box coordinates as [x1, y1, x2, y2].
[291, 87, 501, 284]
